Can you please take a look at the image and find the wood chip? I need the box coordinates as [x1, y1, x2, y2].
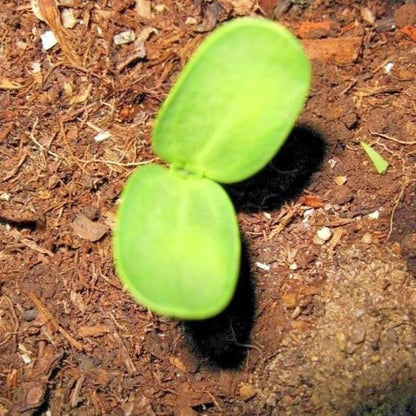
[400, 26, 416, 42]
[9, 229, 53, 257]
[135, 0, 152, 18]
[78, 324, 110, 338]
[0, 77, 22, 90]
[220, 0, 253, 15]
[71, 213, 109, 242]
[302, 37, 362, 64]
[299, 195, 324, 208]
[297, 20, 333, 38]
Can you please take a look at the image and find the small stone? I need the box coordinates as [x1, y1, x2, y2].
[255, 262, 270, 271]
[351, 327, 366, 344]
[24, 309, 37, 322]
[16, 41, 28, 50]
[20, 353, 32, 364]
[239, 383, 256, 401]
[334, 176, 347, 186]
[61, 8, 77, 28]
[336, 331, 346, 351]
[185, 16, 197, 26]
[317, 227, 332, 242]
[154, 4, 167, 12]
[40, 30, 58, 50]
[368, 210, 379, 220]
[361, 232, 373, 244]
[113, 30, 136, 45]
[384, 62, 394, 75]
[371, 354, 381, 363]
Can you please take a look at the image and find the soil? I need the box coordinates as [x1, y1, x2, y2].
[1, 1, 416, 415]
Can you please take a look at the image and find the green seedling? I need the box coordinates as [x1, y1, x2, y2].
[113, 18, 310, 319]
[360, 141, 389, 174]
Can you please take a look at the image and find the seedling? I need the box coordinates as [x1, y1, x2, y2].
[113, 18, 310, 319]
[360, 141, 389, 174]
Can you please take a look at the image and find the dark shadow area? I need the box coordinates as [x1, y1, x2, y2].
[183, 238, 255, 369]
[183, 125, 326, 369]
[226, 124, 327, 213]
[348, 379, 416, 416]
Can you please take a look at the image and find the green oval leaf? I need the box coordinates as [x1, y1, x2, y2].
[153, 18, 310, 184]
[113, 164, 240, 319]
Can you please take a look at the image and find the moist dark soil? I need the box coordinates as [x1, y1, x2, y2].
[1, 1, 416, 415]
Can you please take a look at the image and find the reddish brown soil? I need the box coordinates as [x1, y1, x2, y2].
[1, 1, 416, 415]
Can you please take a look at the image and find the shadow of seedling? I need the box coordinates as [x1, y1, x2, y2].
[184, 125, 327, 369]
[184, 239, 255, 369]
[227, 125, 327, 213]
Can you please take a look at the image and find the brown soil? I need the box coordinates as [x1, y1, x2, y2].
[1, 1, 416, 415]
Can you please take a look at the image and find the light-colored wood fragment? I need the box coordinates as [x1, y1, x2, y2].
[302, 37, 362, 64]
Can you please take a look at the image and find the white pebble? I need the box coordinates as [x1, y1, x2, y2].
[20, 354, 32, 364]
[368, 210, 379, 220]
[317, 227, 332, 241]
[384, 62, 394, 74]
[255, 262, 270, 271]
[61, 8, 77, 29]
[41, 30, 58, 50]
[94, 131, 111, 142]
[114, 30, 136, 45]
[31, 61, 41, 73]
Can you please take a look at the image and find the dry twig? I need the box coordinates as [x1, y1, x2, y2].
[26, 291, 84, 351]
